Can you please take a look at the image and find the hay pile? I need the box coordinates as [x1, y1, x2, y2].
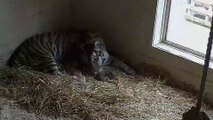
[0, 67, 205, 120]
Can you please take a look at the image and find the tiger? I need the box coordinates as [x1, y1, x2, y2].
[7, 31, 136, 81]
[86, 33, 136, 80]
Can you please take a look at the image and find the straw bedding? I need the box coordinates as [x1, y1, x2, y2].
[0, 67, 210, 120]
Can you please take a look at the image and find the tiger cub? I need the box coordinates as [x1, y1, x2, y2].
[87, 35, 136, 80]
[7, 31, 136, 81]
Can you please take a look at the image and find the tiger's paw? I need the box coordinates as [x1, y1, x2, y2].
[94, 70, 116, 81]
[125, 68, 137, 76]
[68, 71, 86, 83]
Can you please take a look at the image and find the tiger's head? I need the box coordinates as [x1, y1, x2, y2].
[83, 32, 111, 66]
[80, 31, 115, 81]
[90, 40, 111, 66]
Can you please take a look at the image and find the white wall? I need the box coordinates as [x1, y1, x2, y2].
[0, 0, 212, 104]
[0, 0, 74, 64]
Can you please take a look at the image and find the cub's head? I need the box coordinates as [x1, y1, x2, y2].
[83, 32, 111, 66]
[80, 31, 115, 81]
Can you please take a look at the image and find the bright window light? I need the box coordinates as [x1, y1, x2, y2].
[153, 0, 213, 66]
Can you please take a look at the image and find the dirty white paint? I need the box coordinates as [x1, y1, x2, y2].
[0, 0, 74, 64]
[0, 0, 212, 104]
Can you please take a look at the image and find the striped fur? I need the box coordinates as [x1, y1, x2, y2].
[7, 31, 95, 75]
[7, 31, 136, 81]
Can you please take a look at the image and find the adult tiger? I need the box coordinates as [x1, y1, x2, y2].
[7, 31, 136, 81]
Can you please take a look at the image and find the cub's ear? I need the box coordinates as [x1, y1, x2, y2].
[81, 43, 94, 54]
[86, 31, 99, 38]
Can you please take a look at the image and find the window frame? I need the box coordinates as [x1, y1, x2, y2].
[153, 0, 213, 68]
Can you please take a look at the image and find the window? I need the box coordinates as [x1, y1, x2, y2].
[153, 0, 213, 67]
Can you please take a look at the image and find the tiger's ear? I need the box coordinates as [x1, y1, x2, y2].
[86, 32, 102, 41]
[80, 42, 94, 54]
[86, 31, 99, 38]
[94, 41, 100, 47]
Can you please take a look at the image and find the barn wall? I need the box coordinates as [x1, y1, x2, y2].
[0, 0, 74, 64]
